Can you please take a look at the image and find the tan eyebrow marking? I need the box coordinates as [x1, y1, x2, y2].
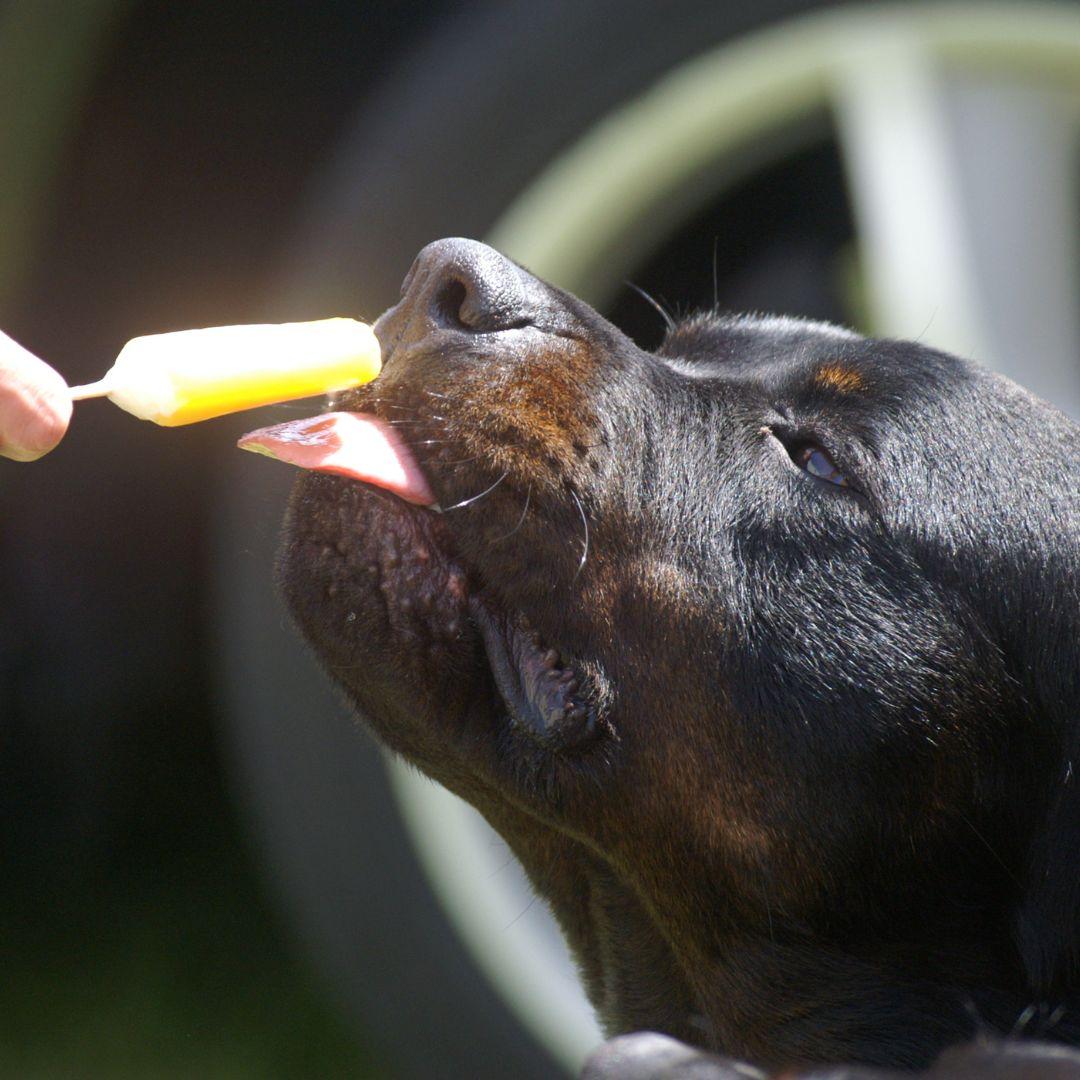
[814, 363, 864, 393]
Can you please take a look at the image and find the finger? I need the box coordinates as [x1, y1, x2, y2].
[0, 330, 72, 460]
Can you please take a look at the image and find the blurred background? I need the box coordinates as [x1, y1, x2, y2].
[2, 1, 1079, 1076]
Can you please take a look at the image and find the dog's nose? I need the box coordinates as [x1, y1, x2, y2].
[380, 238, 548, 349]
[404, 238, 541, 333]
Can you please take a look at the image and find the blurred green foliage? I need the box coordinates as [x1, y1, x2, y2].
[0, 837, 383, 1079]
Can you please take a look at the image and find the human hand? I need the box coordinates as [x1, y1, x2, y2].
[0, 330, 72, 460]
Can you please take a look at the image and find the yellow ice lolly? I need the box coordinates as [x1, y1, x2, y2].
[69, 318, 381, 425]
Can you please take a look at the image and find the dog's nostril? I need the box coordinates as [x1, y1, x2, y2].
[433, 278, 471, 330]
[432, 274, 532, 334]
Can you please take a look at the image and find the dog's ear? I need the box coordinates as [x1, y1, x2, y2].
[1014, 577, 1080, 995]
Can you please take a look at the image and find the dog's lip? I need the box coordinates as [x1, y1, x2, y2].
[248, 354, 596, 751]
[470, 596, 598, 749]
[237, 411, 439, 508]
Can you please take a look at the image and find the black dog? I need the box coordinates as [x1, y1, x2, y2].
[276, 239, 1079, 1076]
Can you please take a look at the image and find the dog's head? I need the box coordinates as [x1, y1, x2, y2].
[276, 239, 1079, 1066]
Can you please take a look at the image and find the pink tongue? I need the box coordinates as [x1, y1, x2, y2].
[237, 412, 437, 507]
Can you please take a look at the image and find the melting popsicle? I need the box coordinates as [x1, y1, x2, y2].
[69, 318, 381, 425]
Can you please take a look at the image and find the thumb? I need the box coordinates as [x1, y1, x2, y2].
[0, 330, 72, 461]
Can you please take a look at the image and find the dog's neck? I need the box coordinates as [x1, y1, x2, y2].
[480, 803, 708, 1045]
[487, 798, 1075, 1069]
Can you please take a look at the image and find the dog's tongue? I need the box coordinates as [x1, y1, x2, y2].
[237, 412, 437, 507]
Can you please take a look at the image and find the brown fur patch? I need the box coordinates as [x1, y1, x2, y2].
[814, 363, 864, 393]
[452, 337, 599, 491]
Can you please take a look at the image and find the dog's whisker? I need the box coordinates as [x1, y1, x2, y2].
[442, 470, 509, 512]
[625, 280, 675, 332]
[758, 865, 776, 946]
[502, 892, 540, 932]
[570, 488, 589, 575]
[394, 436, 449, 453]
[956, 811, 1023, 888]
[712, 235, 720, 311]
[491, 487, 531, 543]
[262, 402, 327, 412]
[391, 438, 451, 451]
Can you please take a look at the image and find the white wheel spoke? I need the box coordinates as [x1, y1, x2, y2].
[833, 28, 1080, 416]
[831, 31, 993, 360]
[943, 78, 1080, 417]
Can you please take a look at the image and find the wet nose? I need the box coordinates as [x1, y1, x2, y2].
[379, 238, 549, 348]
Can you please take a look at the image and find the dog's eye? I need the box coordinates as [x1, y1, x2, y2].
[796, 445, 848, 487]
[764, 425, 857, 492]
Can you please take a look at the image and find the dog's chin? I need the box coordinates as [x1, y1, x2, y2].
[279, 471, 602, 755]
[280, 471, 473, 688]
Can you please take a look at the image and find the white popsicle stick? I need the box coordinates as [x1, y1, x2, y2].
[69, 378, 116, 400]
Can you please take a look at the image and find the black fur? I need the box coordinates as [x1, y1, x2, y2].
[278, 240, 1079, 1074]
